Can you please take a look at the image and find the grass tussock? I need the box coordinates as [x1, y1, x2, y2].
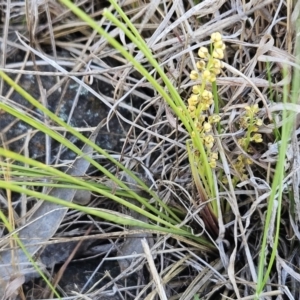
[0, 0, 299, 299]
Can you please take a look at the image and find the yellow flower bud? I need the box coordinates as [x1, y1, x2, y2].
[212, 58, 222, 69]
[194, 120, 201, 130]
[214, 41, 225, 49]
[202, 90, 212, 100]
[245, 158, 253, 165]
[196, 60, 206, 70]
[205, 143, 214, 149]
[252, 104, 259, 114]
[211, 32, 222, 43]
[192, 85, 201, 94]
[209, 115, 221, 123]
[212, 49, 224, 59]
[209, 160, 217, 168]
[251, 133, 263, 143]
[208, 74, 216, 82]
[202, 103, 211, 110]
[188, 94, 199, 106]
[190, 70, 199, 80]
[214, 41, 224, 49]
[256, 119, 263, 126]
[198, 47, 209, 59]
[211, 152, 218, 160]
[241, 174, 249, 181]
[238, 138, 247, 148]
[204, 135, 214, 149]
[239, 116, 248, 129]
[203, 122, 212, 132]
[222, 177, 228, 184]
[206, 135, 214, 143]
[211, 68, 221, 75]
[188, 105, 196, 112]
[202, 70, 211, 80]
[198, 115, 205, 124]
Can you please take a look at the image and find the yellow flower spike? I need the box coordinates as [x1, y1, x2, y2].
[212, 49, 224, 59]
[202, 70, 211, 80]
[211, 32, 222, 43]
[198, 47, 209, 59]
[190, 70, 199, 80]
[196, 60, 206, 70]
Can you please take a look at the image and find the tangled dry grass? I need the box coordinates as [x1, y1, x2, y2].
[0, 0, 300, 299]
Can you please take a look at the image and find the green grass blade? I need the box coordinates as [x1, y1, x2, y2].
[0, 88, 178, 224]
[0, 210, 61, 299]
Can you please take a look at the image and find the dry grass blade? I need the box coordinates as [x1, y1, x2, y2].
[142, 238, 167, 300]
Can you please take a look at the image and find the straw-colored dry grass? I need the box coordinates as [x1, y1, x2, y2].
[0, 0, 299, 299]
